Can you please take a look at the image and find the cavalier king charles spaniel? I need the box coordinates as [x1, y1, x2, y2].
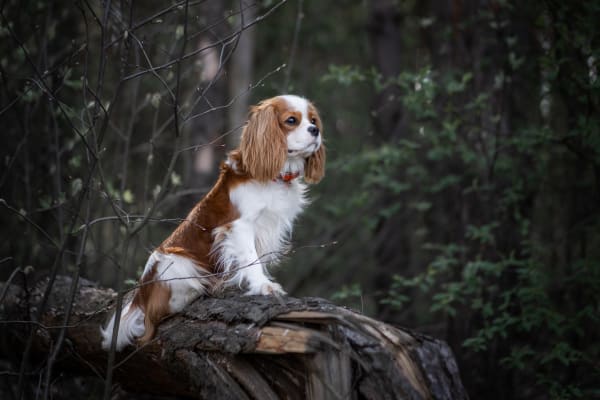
[101, 94, 325, 351]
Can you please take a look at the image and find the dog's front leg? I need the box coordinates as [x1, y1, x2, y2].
[217, 219, 285, 295]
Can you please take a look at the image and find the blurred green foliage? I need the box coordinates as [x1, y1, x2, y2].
[310, 2, 600, 397]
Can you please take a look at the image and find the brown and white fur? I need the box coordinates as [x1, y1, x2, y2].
[101, 95, 325, 351]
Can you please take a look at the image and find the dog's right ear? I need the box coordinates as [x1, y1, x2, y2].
[239, 103, 287, 182]
[304, 143, 326, 183]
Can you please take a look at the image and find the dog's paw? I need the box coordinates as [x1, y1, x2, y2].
[245, 281, 286, 296]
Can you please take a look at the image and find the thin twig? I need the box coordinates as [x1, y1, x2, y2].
[0, 267, 22, 305]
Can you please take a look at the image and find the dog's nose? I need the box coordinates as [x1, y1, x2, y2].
[308, 125, 320, 137]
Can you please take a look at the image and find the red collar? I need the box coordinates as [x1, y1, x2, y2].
[274, 171, 300, 184]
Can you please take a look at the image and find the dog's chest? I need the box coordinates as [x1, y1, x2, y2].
[230, 180, 306, 224]
[230, 181, 307, 252]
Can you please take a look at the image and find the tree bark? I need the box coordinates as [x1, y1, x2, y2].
[0, 276, 468, 400]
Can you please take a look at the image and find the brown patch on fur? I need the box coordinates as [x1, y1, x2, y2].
[305, 143, 326, 183]
[305, 102, 326, 183]
[239, 99, 287, 182]
[131, 262, 172, 345]
[158, 162, 249, 272]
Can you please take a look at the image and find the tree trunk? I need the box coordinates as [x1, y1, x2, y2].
[227, 4, 256, 147]
[0, 276, 468, 400]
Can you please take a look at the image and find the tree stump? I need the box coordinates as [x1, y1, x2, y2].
[0, 276, 468, 399]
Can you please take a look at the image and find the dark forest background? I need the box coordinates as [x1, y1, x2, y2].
[1, 0, 599, 399]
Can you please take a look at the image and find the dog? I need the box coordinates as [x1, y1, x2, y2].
[101, 94, 325, 351]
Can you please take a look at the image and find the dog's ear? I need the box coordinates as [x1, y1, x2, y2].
[304, 144, 326, 183]
[239, 104, 287, 182]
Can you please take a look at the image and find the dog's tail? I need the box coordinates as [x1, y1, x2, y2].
[100, 300, 145, 351]
[101, 256, 171, 351]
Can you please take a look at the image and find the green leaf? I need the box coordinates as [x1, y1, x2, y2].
[122, 189, 134, 204]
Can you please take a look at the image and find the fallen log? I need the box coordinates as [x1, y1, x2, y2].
[0, 276, 468, 399]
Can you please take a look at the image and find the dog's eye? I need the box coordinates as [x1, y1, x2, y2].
[285, 116, 297, 125]
[311, 118, 317, 124]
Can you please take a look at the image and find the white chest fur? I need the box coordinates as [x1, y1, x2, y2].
[229, 180, 307, 261]
[231, 179, 307, 220]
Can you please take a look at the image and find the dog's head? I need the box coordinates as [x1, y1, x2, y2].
[239, 95, 325, 183]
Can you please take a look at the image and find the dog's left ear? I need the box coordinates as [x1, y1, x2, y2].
[240, 104, 287, 182]
[304, 144, 326, 183]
